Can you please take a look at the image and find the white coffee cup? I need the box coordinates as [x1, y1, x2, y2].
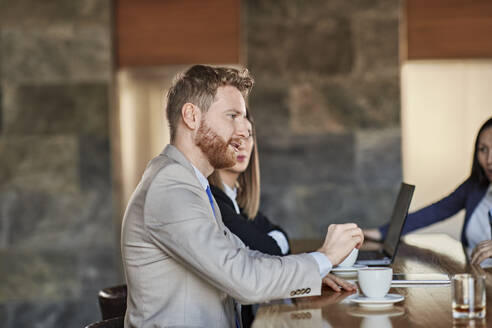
[358, 267, 393, 298]
[338, 248, 359, 267]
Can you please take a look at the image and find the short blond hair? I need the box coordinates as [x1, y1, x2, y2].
[166, 65, 254, 142]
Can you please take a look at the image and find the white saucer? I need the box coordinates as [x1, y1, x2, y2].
[350, 294, 405, 308]
[331, 264, 367, 273]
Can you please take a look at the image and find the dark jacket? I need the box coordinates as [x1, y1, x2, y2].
[380, 178, 489, 247]
[211, 185, 290, 255]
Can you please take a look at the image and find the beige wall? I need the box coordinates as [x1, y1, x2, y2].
[401, 60, 492, 239]
[116, 68, 179, 206]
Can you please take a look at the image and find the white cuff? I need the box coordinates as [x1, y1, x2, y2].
[308, 252, 333, 278]
[267, 230, 290, 255]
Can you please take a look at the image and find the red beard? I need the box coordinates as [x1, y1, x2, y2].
[195, 119, 236, 169]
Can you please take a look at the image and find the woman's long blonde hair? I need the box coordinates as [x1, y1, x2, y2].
[208, 112, 260, 220]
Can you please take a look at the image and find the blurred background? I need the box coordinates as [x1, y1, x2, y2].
[1, 0, 491, 326]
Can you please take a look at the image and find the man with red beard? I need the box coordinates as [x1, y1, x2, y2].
[121, 65, 364, 328]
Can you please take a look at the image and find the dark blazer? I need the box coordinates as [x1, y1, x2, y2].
[380, 178, 489, 247]
[211, 185, 290, 328]
[211, 185, 290, 256]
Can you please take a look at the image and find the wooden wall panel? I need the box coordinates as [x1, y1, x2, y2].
[405, 0, 492, 60]
[115, 0, 241, 67]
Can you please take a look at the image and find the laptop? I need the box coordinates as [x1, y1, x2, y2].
[391, 273, 450, 286]
[356, 182, 415, 266]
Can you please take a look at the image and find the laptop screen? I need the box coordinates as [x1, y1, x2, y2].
[382, 183, 415, 257]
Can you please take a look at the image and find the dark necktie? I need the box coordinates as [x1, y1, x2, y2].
[489, 208, 492, 237]
[205, 185, 216, 218]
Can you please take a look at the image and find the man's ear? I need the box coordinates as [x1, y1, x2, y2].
[182, 103, 201, 130]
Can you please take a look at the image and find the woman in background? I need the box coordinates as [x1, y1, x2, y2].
[209, 113, 356, 327]
[365, 117, 492, 265]
[208, 117, 289, 257]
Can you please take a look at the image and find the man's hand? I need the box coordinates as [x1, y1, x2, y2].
[317, 223, 364, 266]
[471, 240, 492, 265]
[322, 273, 357, 292]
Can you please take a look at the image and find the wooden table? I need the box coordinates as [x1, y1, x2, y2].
[252, 234, 492, 328]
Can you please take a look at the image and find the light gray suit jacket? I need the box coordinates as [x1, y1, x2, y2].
[121, 145, 321, 328]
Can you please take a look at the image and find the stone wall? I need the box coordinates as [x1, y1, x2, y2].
[0, 1, 119, 327]
[245, 0, 402, 238]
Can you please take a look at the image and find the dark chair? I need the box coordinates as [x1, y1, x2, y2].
[98, 284, 127, 320]
[84, 316, 124, 328]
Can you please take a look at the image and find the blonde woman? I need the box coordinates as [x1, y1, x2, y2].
[208, 117, 288, 256]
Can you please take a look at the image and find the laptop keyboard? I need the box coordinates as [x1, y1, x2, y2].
[357, 250, 385, 260]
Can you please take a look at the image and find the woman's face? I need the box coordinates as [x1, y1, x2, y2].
[226, 121, 254, 175]
[477, 126, 492, 182]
